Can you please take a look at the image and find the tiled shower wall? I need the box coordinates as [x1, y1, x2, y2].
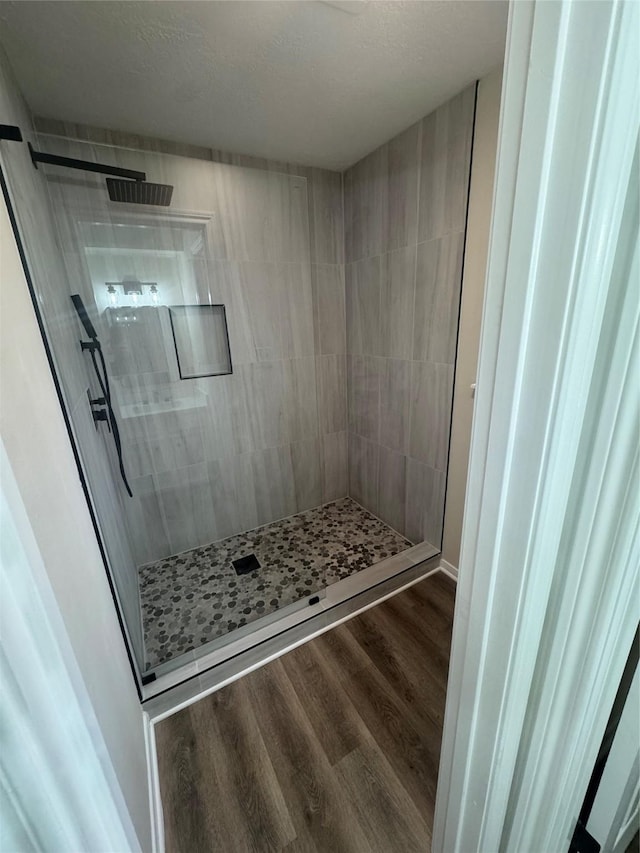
[343, 84, 476, 546]
[24, 81, 472, 580]
[34, 119, 346, 566]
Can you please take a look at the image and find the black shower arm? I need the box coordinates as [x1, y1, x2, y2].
[28, 143, 146, 182]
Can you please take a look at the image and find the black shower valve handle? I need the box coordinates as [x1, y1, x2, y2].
[92, 408, 111, 431]
[87, 389, 111, 431]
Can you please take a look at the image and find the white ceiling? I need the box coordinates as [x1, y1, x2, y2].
[0, 1, 507, 171]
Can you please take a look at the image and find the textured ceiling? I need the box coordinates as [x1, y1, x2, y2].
[0, 1, 507, 171]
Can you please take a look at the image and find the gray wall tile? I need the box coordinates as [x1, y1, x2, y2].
[379, 358, 411, 454]
[284, 357, 320, 443]
[348, 433, 379, 515]
[280, 262, 315, 359]
[321, 431, 348, 503]
[380, 245, 416, 360]
[409, 360, 455, 472]
[318, 354, 347, 434]
[155, 464, 216, 555]
[241, 361, 288, 451]
[291, 438, 323, 512]
[346, 255, 383, 356]
[251, 445, 296, 527]
[377, 445, 407, 535]
[413, 232, 464, 364]
[209, 453, 258, 539]
[344, 84, 474, 546]
[347, 354, 381, 442]
[128, 475, 172, 565]
[312, 264, 346, 355]
[405, 459, 446, 546]
[344, 144, 389, 262]
[418, 84, 475, 242]
[387, 121, 421, 252]
[309, 168, 344, 264]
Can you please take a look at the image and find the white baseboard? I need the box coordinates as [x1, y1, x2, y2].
[439, 559, 459, 582]
[143, 711, 165, 853]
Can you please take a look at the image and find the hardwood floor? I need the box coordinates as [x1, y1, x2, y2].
[155, 571, 456, 852]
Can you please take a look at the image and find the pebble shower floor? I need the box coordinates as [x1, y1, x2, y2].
[139, 497, 412, 669]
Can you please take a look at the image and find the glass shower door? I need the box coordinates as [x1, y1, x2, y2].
[39, 144, 328, 676]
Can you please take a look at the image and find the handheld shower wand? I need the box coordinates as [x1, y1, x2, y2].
[70, 295, 133, 497]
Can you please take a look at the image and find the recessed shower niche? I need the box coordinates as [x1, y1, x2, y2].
[1, 83, 473, 692]
[169, 305, 232, 379]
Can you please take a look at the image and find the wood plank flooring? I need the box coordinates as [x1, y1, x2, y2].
[155, 571, 456, 853]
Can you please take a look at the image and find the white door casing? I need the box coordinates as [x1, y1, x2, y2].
[434, 1, 639, 851]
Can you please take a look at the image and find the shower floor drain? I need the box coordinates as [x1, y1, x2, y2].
[232, 553, 261, 576]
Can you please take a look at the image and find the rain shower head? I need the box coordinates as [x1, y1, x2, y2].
[106, 178, 173, 207]
[28, 142, 174, 207]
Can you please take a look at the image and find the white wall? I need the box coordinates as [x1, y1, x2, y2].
[442, 65, 503, 569]
[0, 115, 152, 853]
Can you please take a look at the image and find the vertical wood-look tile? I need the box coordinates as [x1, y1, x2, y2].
[280, 262, 315, 359]
[348, 433, 379, 515]
[405, 458, 446, 546]
[347, 354, 381, 443]
[387, 121, 421, 253]
[321, 431, 348, 503]
[311, 264, 346, 355]
[237, 261, 283, 361]
[317, 354, 347, 435]
[418, 84, 475, 242]
[377, 445, 407, 535]
[283, 357, 319, 444]
[208, 453, 258, 541]
[241, 361, 288, 451]
[344, 144, 389, 262]
[201, 374, 240, 460]
[308, 168, 344, 264]
[214, 165, 310, 263]
[127, 478, 172, 565]
[250, 445, 296, 526]
[291, 438, 323, 513]
[170, 425, 206, 471]
[380, 244, 417, 360]
[154, 464, 217, 554]
[211, 259, 257, 365]
[343, 165, 356, 264]
[413, 232, 464, 364]
[126, 438, 155, 479]
[346, 255, 382, 357]
[344, 261, 361, 355]
[408, 361, 454, 471]
[379, 358, 412, 454]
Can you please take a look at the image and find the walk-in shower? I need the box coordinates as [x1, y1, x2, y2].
[0, 78, 474, 696]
